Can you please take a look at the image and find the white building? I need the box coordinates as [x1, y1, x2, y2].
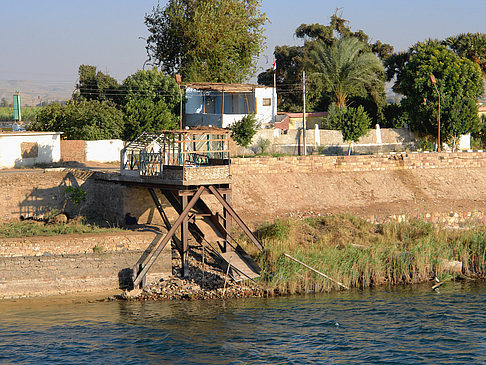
[184, 82, 276, 128]
[0, 131, 62, 169]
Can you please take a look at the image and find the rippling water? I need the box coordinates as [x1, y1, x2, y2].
[0, 281, 485, 364]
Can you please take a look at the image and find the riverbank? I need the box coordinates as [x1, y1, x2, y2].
[248, 215, 485, 294]
[121, 215, 485, 301]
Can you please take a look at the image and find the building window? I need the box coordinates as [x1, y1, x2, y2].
[262, 98, 271, 106]
[204, 95, 216, 114]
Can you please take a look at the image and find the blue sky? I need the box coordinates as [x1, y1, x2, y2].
[0, 0, 485, 85]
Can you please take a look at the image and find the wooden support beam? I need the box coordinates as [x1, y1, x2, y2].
[148, 188, 182, 253]
[207, 185, 263, 252]
[193, 198, 228, 240]
[181, 194, 189, 277]
[133, 186, 206, 287]
[223, 191, 232, 252]
[161, 189, 204, 243]
[177, 187, 232, 196]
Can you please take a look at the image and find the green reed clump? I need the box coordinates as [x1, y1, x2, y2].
[244, 215, 486, 294]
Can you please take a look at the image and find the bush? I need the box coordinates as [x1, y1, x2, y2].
[229, 114, 259, 148]
[382, 103, 409, 128]
[327, 104, 371, 143]
[30, 100, 124, 140]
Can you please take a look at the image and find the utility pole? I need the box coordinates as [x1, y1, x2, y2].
[302, 70, 307, 156]
[430, 75, 441, 152]
[273, 60, 277, 123]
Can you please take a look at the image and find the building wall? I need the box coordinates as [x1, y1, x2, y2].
[185, 86, 275, 128]
[85, 139, 124, 162]
[243, 127, 417, 155]
[254, 87, 274, 124]
[61, 139, 124, 163]
[0, 132, 62, 169]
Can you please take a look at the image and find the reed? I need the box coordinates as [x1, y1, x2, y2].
[243, 215, 486, 294]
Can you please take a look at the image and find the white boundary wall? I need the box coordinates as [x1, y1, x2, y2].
[0, 132, 62, 169]
[85, 140, 124, 162]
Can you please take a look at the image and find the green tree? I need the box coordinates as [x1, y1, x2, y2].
[30, 100, 124, 140]
[443, 33, 486, 75]
[229, 114, 258, 148]
[308, 37, 385, 109]
[327, 104, 370, 153]
[75, 65, 120, 104]
[144, 0, 267, 83]
[122, 68, 180, 140]
[394, 41, 484, 146]
[257, 11, 391, 117]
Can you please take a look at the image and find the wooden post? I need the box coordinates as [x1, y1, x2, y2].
[223, 191, 232, 252]
[182, 194, 189, 277]
[221, 86, 225, 127]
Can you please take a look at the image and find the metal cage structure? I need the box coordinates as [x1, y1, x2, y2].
[120, 128, 232, 184]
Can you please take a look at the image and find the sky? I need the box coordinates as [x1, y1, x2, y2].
[0, 0, 485, 89]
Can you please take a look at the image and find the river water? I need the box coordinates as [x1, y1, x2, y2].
[0, 281, 485, 364]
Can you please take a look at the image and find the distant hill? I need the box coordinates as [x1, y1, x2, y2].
[0, 80, 72, 106]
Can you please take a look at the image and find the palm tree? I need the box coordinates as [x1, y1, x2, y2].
[308, 37, 384, 108]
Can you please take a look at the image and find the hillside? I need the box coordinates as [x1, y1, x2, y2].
[0, 80, 71, 106]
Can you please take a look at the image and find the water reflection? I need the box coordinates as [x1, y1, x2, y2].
[0, 282, 484, 364]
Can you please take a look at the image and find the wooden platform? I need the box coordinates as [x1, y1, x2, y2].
[221, 248, 261, 282]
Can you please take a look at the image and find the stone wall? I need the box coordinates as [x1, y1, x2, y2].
[241, 127, 417, 155]
[231, 151, 486, 174]
[2, 151, 486, 225]
[0, 231, 171, 299]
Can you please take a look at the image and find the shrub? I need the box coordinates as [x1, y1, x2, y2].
[229, 114, 259, 148]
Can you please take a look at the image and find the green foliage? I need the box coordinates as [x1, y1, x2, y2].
[308, 37, 385, 108]
[0, 220, 121, 238]
[247, 215, 486, 294]
[0, 106, 40, 122]
[256, 137, 271, 154]
[256, 219, 291, 241]
[75, 64, 121, 104]
[443, 32, 486, 75]
[258, 11, 390, 116]
[64, 186, 87, 205]
[144, 0, 268, 83]
[30, 99, 124, 140]
[382, 103, 409, 128]
[122, 68, 179, 140]
[328, 104, 371, 142]
[394, 41, 484, 144]
[229, 114, 258, 147]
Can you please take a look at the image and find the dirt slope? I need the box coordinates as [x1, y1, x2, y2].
[231, 167, 486, 223]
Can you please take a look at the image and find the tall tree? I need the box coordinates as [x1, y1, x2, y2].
[122, 68, 180, 140]
[443, 33, 486, 75]
[75, 65, 120, 104]
[307, 37, 384, 109]
[257, 11, 391, 117]
[144, 0, 267, 83]
[394, 40, 484, 146]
